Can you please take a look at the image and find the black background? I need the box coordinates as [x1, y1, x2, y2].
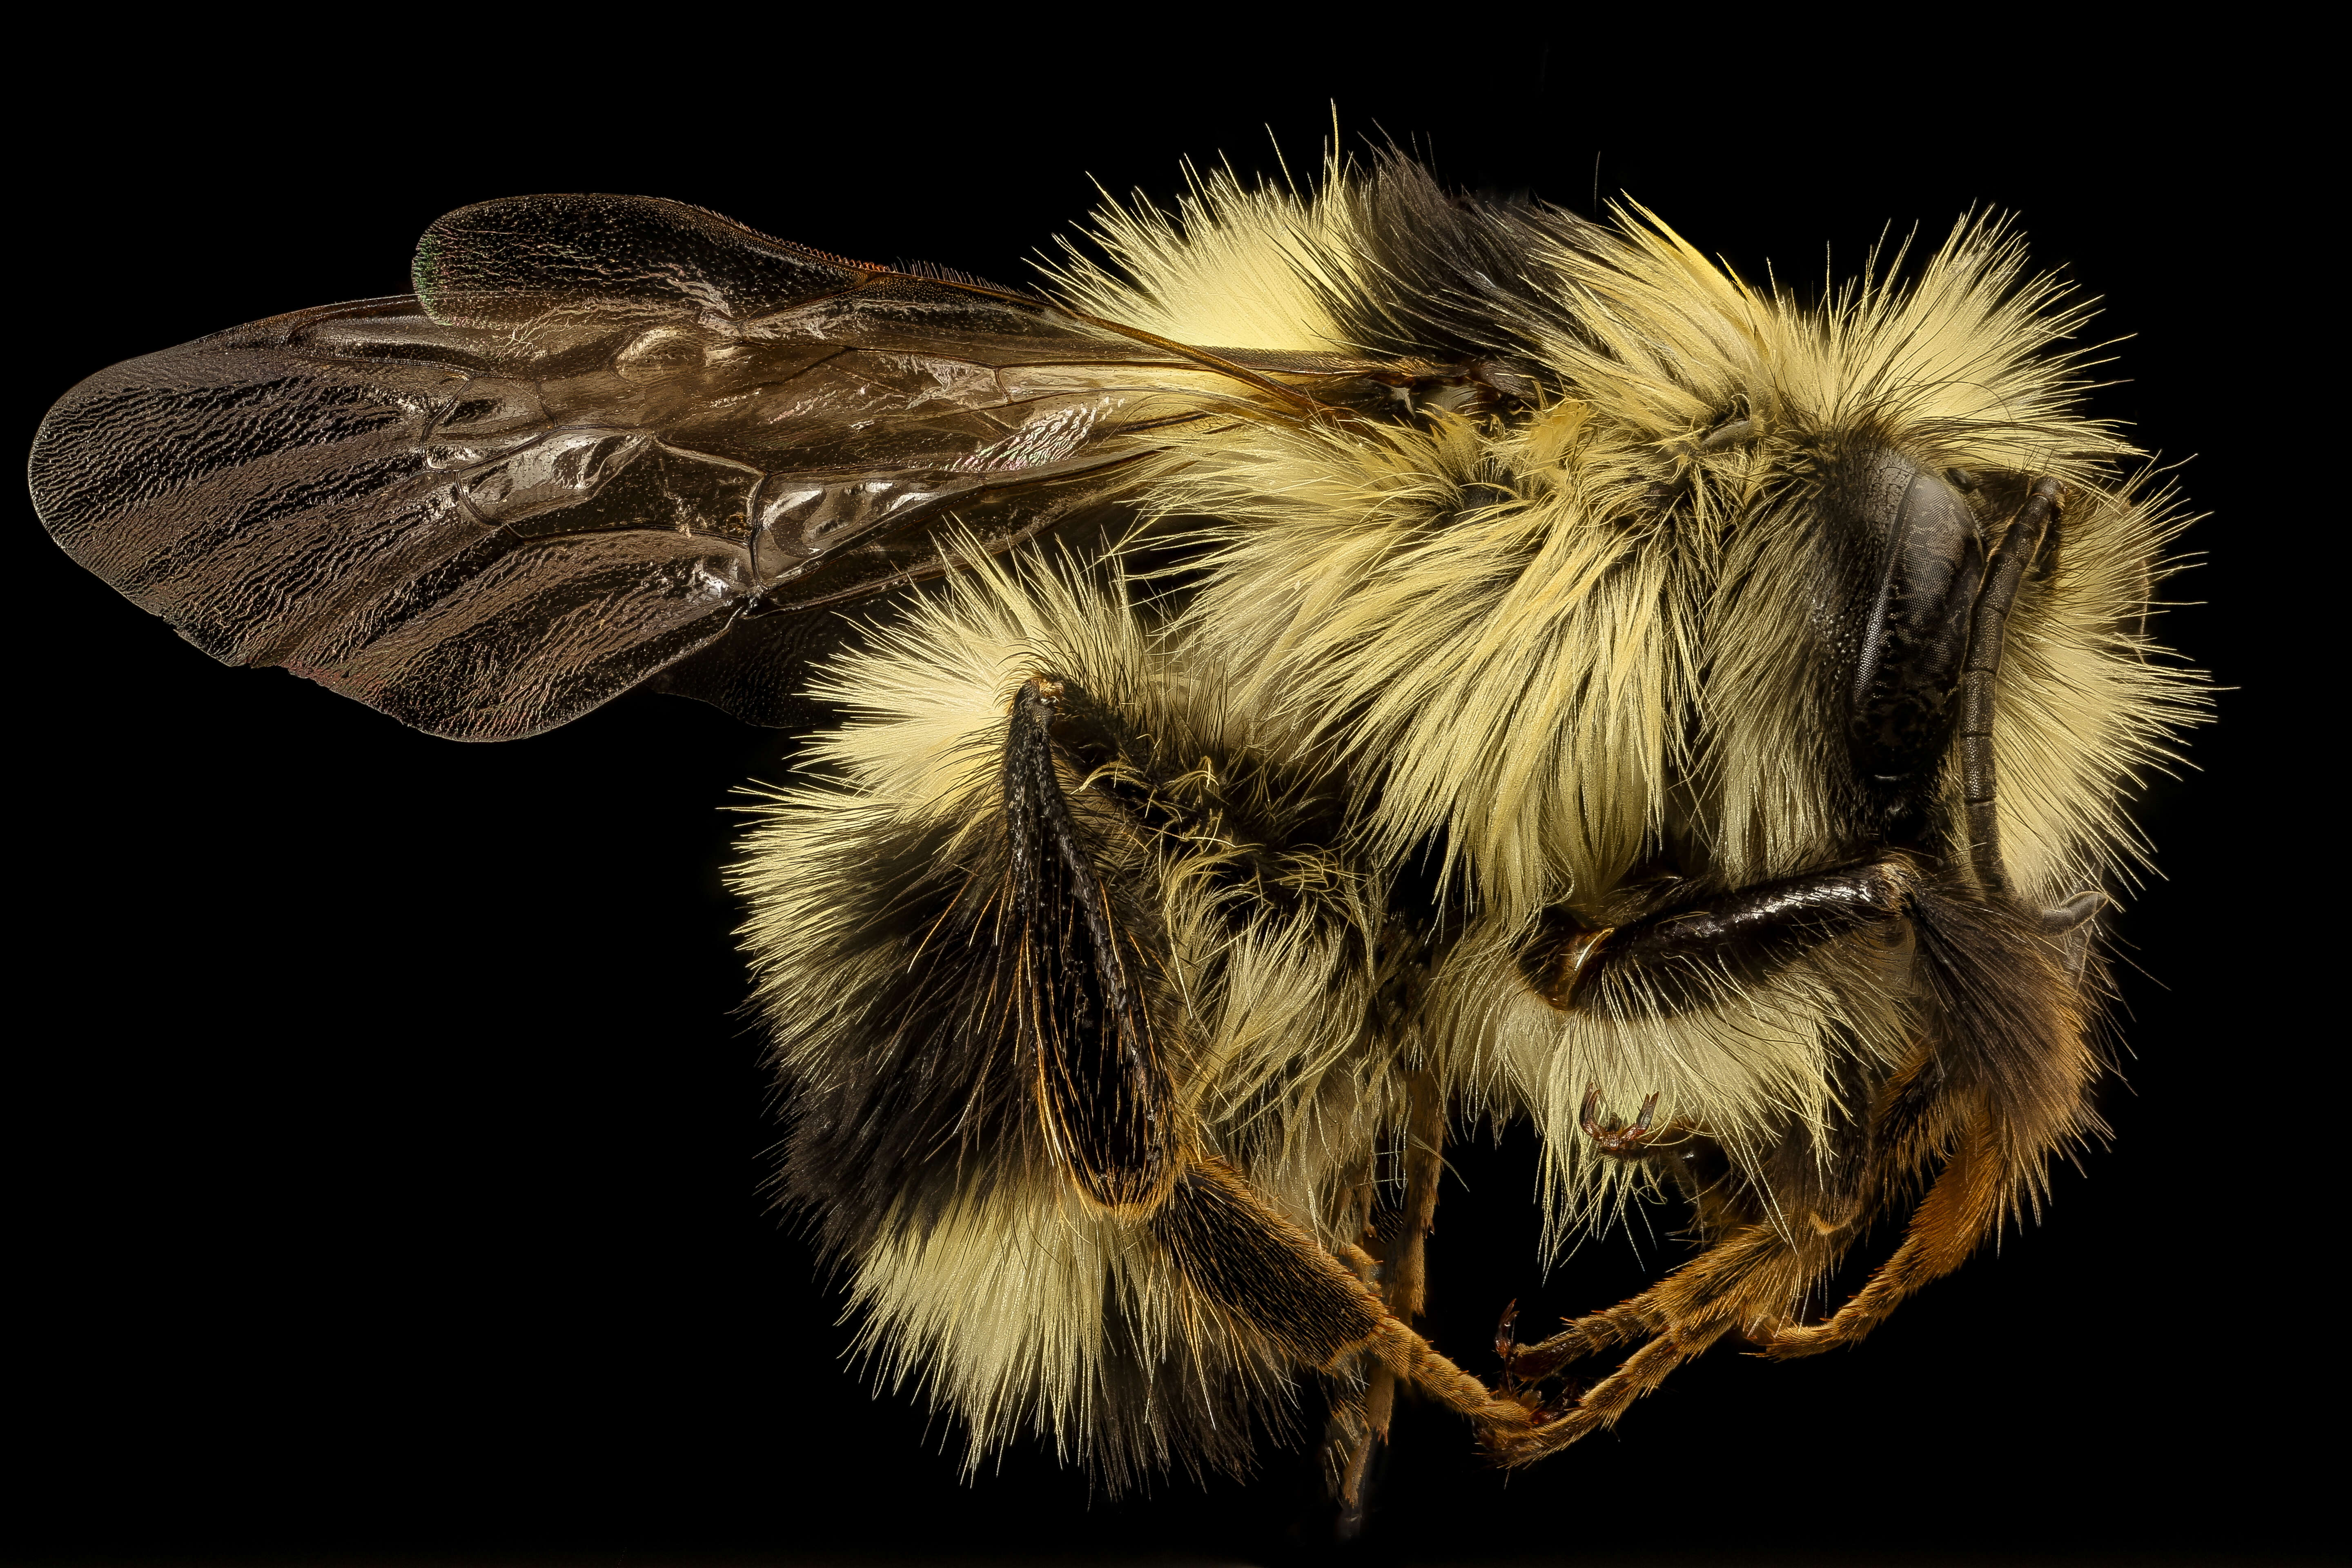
[14, 22, 2323, 1568]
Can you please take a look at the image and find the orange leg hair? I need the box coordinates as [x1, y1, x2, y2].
[1489, 1093, 2027, 1467]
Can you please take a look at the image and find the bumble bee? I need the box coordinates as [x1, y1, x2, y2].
[28, 152, 2201, 1517]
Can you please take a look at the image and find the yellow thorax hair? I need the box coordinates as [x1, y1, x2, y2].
[1051, 162, 2198, 927]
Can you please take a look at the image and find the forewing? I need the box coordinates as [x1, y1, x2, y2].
[30, 195, 1291, 739]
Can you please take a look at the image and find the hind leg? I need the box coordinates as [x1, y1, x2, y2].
[1154, 1158, 1529, 1433]
[1002, 676, 1528, 1438]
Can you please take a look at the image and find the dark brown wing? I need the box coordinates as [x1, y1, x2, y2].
[30, 194, 1361, 740]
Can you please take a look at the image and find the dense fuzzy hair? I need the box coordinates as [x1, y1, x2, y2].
[735, 156, 2200, 1486]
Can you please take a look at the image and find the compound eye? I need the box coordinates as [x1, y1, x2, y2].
[1830, 451, 1986, 830]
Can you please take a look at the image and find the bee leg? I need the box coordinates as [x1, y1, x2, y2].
[1506, 877, 2095, 1463]
[1325, 1245, 1394, 1534]
[1382, 1067, 1446, 1319]
[1001, 675, 1184, 1210]
[1331, 1068, 1443, 1529]
[1003, 680, 1528, 1443]
[1321, 1238, 1383, 1530]
[1487, 1217, 1841, 1466]
[1504, 1049, 2059, 1456]
[1760, 1102, 2005, 1358]
[1503, 1214, 1807, 1379]
[1153, 1160, 1532, 1437]
[1332, 1363, 1391, 1539]
[1494, 1319, 1740, 1465]
[1495, 1115, 1870, 1458]
[1501, 1106, 2015, 1469]
[1755, 874, 2097, 1357]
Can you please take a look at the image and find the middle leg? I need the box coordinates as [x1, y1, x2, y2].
[1332, 1067, 1447, 1524]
